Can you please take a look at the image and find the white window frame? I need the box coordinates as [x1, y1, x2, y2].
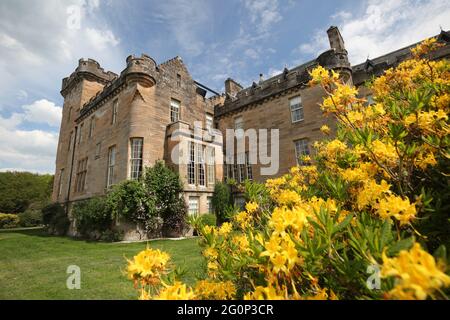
[206, 114, 213, 131]
[130, 138, 143, 180]
[290, 96, 304, 123]
[170, 99, 180, 123]
[112, 99, 118, 125]
[207, 147, 215, 186]
[188, 197, 199, 215]
[294, 138, 310, 165]
[197, 144, 205, 186]
[58, 168, 64, 197]
[107, 146, 116, 187]
[188, 142, 196, 185]
[234, 116, 244, 139]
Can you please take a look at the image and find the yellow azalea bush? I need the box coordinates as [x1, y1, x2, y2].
[126, 38, 450, 300]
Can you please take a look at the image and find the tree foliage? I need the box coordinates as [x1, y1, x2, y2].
[0, 172, 53, 213]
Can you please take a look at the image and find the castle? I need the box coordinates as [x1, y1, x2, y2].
[52, 27, 450, 232]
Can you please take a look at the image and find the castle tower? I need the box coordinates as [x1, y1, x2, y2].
[52, 59, 117, 203]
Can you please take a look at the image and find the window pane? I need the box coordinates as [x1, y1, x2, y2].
[188, 197, 199, 215]
[290, 96, 304, 122]
[295, 139, 310, 165]
[130, 138, 143, 180]
[170, 99, 180, 122]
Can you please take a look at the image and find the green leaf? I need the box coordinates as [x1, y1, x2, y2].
[386, 237, 415, 256]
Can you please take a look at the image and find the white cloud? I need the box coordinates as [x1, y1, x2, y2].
[245, 48, 260, 59]
[0, 101, 60, 173]
[295, 0, 450, 65]
[244, 0, 282, 35]
[0, 0, 123, 111]
[22, 99, 62, 127]
[152, 0, 213, 57]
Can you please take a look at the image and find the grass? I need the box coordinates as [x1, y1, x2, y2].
[0, 228, 204, 300]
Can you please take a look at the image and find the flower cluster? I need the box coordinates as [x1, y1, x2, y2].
[127, 38, 450, 300]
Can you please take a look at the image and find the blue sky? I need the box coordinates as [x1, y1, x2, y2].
[0, 0, 449, 173]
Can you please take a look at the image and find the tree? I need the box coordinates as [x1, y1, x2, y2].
[143, 161, 187, 236]
[0, 172, 53, 213]
[211, 182, 231, 224]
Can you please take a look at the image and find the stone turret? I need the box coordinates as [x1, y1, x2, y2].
[317, 26, 352, 83]
[122, 54, 158, 87]
[61, 58, 117, 97]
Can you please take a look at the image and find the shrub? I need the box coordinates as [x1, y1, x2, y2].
[143, 161, 187, 236]
[18, 209, 42, 227]
[42, 203, 70, 235]
[125, 39, 450, 300]
[199, 213, 217, 227]
[212, 182, 231, 224]
[0, 213, 20, 229]
[72, 197, 112, 238]
[106, 180, 158, 235]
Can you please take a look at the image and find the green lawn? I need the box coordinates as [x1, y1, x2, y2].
[0, 229, 204, 300]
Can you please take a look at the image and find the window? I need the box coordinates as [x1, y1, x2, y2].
[68, 131, 73, 151]
[188, 197, 199, 215]
[238, 153, 246, 183]
[176, 74, 181, 88]
[245, 151, 253, 181]
[107, 146, 116, 187]
[130, 138, 143, 180]
[207, 147, 215, 186]
[233, 164, 239, 182]
[89, 117, 95, 138]
[207, 197, 213, 214]
[112, 99, 118, 125]
[294, 138, 310, 165]
[58, 169, 64, 197]
[78, 124, 84, 144]
[227, 164, 234, 180]
[170, 99, 180, 123]
[206, 114, 213, 131]
[234, 116, 244, 139]
[95, 142, 101, 159]
[75, 158, 88, 192]
[197, 144, 205, 186]
[188, 142, 196, 185]
[290, 96, 304, 123]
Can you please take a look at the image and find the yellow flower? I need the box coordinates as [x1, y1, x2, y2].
[218, 222, 232, 236]
[371, 140, 398, 165]
[194, 280, 236, 300]
[154, 281, 196, 300]
[381, 243, 450, 300]
[245, 201, 259, 213]
[203, 247, 218, 260]
[356, 179, 391, 209]
[376, 194, 416, 225]
[275, 189, 302, 206]
[244, 286, 286, 300]
[126, 248, 170, 282]
[234, 211, 252, 229]
[320, 125, 331, 135]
